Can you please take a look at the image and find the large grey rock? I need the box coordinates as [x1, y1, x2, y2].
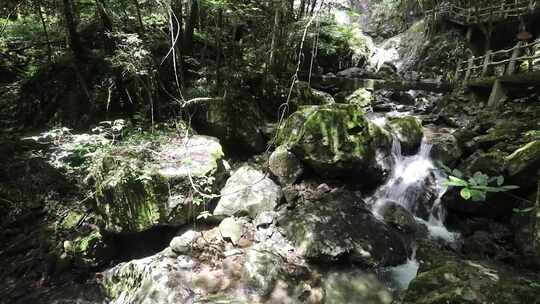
[269, 145, 304, 185]
[102, 221, 315, 304]
[213, 165, 282, 218]
[279, 189, 407, 267]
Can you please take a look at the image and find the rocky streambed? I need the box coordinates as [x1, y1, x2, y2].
[1, 82, 539, 304]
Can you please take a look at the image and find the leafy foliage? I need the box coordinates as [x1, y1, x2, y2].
[439, 163, 519, 202]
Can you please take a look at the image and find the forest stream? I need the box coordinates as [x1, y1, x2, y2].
[1, 0, 540, 303]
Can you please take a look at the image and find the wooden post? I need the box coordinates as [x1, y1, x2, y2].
[464, 56, 474, 85]
[487, 79, 507, 108]
[455, 58, 463, 81]
[482, 50, 492, 76]
[507, 41, 523, 75]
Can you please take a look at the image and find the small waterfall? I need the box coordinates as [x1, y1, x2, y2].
[369, 124, 458, 290]
[370, 136, 456, 242]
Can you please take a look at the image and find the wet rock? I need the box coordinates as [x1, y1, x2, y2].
[279, 189, 407, 267]
[276, 104, 385, 183]
[213, 165, 282, 219]
[269, 145, 304, 185]
[441, 187, 512, 218]
[89, 134, 225, 233]
[323, 271, 393, 304]
[388, 116, 423, 155]
[382, 202, 417, 233]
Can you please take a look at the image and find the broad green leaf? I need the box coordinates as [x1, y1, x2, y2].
[513, 207, 535, 213]
[447, 176, 468, 187]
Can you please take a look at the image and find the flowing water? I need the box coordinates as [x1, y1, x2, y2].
[368, 116, 459, 290]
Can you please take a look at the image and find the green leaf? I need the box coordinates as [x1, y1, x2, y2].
[513, 207, 535, 213]
[460, 188, 472, 200]
[470, 189, 487, 202]
[496, 176, 504, 186]
[447, 176, 468, 187]
[500, 185, 520, 191]
[451, 169, 464, 178]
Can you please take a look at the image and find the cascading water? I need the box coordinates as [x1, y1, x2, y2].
[368, 117, 458, 290]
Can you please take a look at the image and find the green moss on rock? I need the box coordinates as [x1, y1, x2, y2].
[345, 88, 373, 110]
[88, 134, 225, 233]
[276, 104, 378, 178]
[389, 116, 423, 155]
[403, 241, 540, 304]
[505, 141, 540, 180]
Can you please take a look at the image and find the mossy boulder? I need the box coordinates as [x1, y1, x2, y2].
[388, 116, 423, 155]
[276, 104, 384, 181]
[345, 88, 373, 111]
[89, 134, 225, 233]
[403, 242, 540, 304]
[505, 140, 540, 191]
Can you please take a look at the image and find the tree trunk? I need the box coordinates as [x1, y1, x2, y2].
[95, 0, 115, 54]
[133, 0, 144, 31]
[171, 0, 185, 89]
[62, 0, 85, 60]
[216, 8, 223, 92]
[36, 0, 52, 62]
[299, 0, 307, 18]
[310, 0, 318, 15]
[183, 0, 198, 56]
[268, 1, 281, 73]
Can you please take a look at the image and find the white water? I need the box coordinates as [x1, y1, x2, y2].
[368, 119, 459, 289]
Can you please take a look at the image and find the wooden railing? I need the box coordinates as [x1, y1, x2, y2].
[426, 0, 538, 25]
[454, 40, 540, 84]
